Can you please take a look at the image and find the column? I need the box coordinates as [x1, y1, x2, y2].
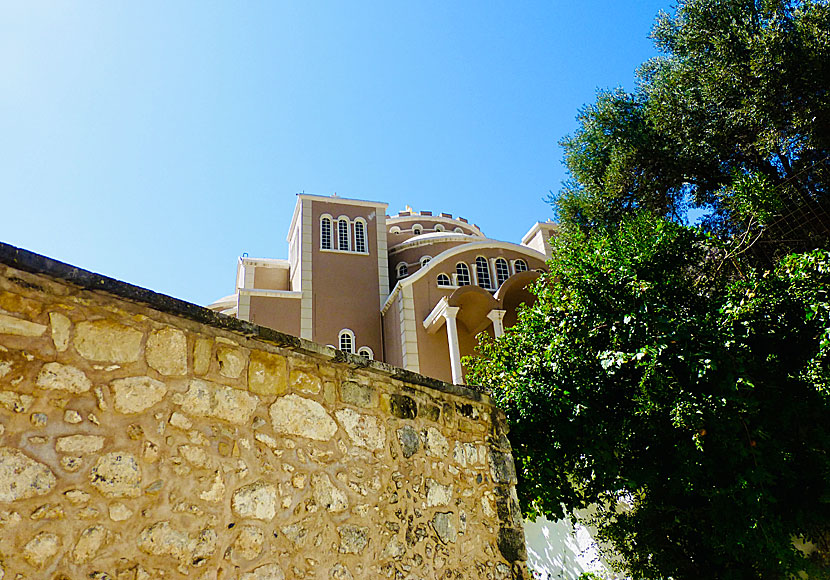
[443, 306, 463, 385]
[487, 309, 506, 338]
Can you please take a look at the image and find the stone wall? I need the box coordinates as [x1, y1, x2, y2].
[0, 242, 527, 579]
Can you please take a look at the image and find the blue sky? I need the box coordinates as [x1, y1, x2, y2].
[1, 1, 668, 305]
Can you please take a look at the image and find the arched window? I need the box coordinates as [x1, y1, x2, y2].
[397, 263, 408, 278]
[456, 263, 471, 286]
[354, 219, 367, 253]
[321, 216, 332, 250]
[390, 226, 401, 234]
[338, 329, 354, 354]
[420, 256, 432, 267]
[495, 258, 510, 287]
[514, 259, 528, 273]
[476, 256, 492, 289]
[437, 274, 451, 287]
[357, 347, 374, 360]
[338, 219, 350, 251]
[434, 224, 445, 232]
[454, 227, 463, 233]
[412, 224, 423, 235]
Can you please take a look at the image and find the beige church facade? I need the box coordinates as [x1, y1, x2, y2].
[209, 194, 557, 385]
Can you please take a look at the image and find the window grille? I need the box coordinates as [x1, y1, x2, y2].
[338, 330, 354, 353]
[358, 347, 373, 360]
[354, 220, 367, 253]
[437, 274, 451, 286]
[495, 258, 510, 287]
[476, 257, 492, 289]
[338, 220, 350, 251]
[321, 217, 332, 249]
[456, 263, 471, 286]
[514, 259, 528, 273]
[397, 263, 408, 278]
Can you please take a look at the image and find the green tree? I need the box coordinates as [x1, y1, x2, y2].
[557, 0, 830, 248]
[466, 216, 830, 578]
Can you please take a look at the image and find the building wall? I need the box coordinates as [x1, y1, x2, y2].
[252, 266, 290, 291]
[248, 295, 301, 336]
[0, 243, 528, 579]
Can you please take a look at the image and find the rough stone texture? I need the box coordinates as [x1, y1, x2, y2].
[145, 327, 188, 376]
[74, 319, 143, 362]
[0, 447, 56, 501]
[335, 407, 386, 450]
[36, 362, 91, 393]
[270, 394, 337, 441]
[112, 376, 168, 414]
[0, 312, 46, 336]
[248, 349, 288, 396]
[89, 452, 142, 498]
[232, 480, 278, 521]
[0, 255, 528, 579]
[180, 379, 258, 425]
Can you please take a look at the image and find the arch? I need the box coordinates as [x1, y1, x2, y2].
[454, 227, 464, 233]
[420, 255, 432, 268]
[434, 224, 445, 232]
[475, 256, 492, 290]
[513, 259, 528, 273]
[357, 346, 374, 360]
[494, 257, 510, 287]
[337, 217, 351, 251]
[437, 273, 452, 287]
[320, 215, 333, 250]
[338, 329, 355, 354]
[447, 285, 500, 335]
[412, 224, 423, 235]
[455, 262, 471, 286]
[390, 226, 401, 234]
[354, 218, 367, 253]
[397, 262, 409, 278]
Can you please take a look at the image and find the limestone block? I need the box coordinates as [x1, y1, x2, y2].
[179, 379, 258, 425]
[311, 473, 348, 513]
[72, 525, 108, 563]
[30, 503, 64, 520]
[330, 563, 355, 580]
[281, 519, 309, 546]
[389, 394, 417, 419]
[109, 502, 134, 521]
[0, 312, 46, 337]
[424, 426, 449, 457]
[396, 426, 420, 458]
[56, 434, 105, 455]
[269, 394, 337, 441]
[233, 525, 265, 560]
[241, 564, 286, 580]
[36, 362, 91, 393]
[340, 381, 376, 408]
[232, 480, 278, 521]
[337, 524, 369, 554]
[137, 521, 217, 565]
[248, 350, 288, 396]
[290, 369, 321, 394]
[335, 408, 385, 450]
[74, 319, 143, 362]
[146, 327, 188, 376]
[179, 444, 211, 469]
[382, 535, 407, 560]
[426, 478, 453, 507]
[489, 450, 517, 484]
[0, 390, 34, 413]
[453, 441, 480, 466]
[23, 531, 60, 568]
[49, 311, 72, 351]
[217, 345, 247, 378]
[431, 512, 458, 544]
[0, 447, 56, 501]
[199, 470, 225, 503]
[111, 376, 168, 414]
[89, 452, 142, 498]
[0, 291, 41, 318]
[63, 409, 83, 423]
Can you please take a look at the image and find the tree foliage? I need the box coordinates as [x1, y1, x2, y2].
[466, 217, 830, 578]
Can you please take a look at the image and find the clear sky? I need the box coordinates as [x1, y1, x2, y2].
[1, 1, 668, 306]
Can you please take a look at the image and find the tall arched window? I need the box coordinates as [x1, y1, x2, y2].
[495, 258, 510, 287]
[514, 259, 528, 273]
[321, 217, 332, 249]
[397, 263, 408, 279]
[338, 329, 354, 354]
[437, 274, 451, 287]
[456, 263, 471, 286]
[354, 219, 367, 253]
[338, 219, 350, 251]
[476, 256, 492, 289]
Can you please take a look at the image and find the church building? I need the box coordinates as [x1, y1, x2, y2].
[209, 193, 557, 385]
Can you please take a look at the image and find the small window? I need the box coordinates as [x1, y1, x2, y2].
[476, 256, 492, 289]
[354, 220, 367, 253]
[338, 329, 354, 354]
[514, 259, 528, 273]
[456, 263, 471, 286]
[338, 219, 350, 251]
[397, 263, 409, 278]
[321, 217, 332, 250]
[357, 347, 374, 360]
[420, 256, 432, 267]
[412, 224, 423, 235]
[437, 274, 451, 287]
[495, 258, 510, 287]
[454, 227, 463, 233]
[390, 226, 401, 234]
[434, 224, 445, 232]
